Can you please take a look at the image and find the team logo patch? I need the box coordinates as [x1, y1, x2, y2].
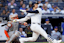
[5, 26, 8, 29]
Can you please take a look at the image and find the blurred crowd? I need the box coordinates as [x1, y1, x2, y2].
[0, 0, 64, 42]
[0, 0, 64, 16]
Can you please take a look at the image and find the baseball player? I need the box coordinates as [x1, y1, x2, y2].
[5, 9, 20, 43]
[5, 21, 26, 43]
[13, 3, 62, 43]
[51, 26, 61, 40]
[5, 21, 20, 43]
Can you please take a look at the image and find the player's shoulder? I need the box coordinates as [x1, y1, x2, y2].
[15, 13, 18, 15]
[10, 12, 14, 14]
[37, 8, 42, 10]
[48, 23, 52, 25]
[52, 30, 55, 33]
[22, 31, 25, 33]
[10, 13, 12, 15]
[57, 31, 61, 34]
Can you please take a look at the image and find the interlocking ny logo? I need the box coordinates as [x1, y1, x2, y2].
[0, 35, 2, 37]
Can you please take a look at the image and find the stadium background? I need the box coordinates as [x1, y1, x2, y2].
[0, 0, 64, 43]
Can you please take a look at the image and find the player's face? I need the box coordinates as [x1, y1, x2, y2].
[54, 8, 56, 11]
[22, 4, 25, 8]
[54, 28, 58, 32]
[24, 22, 27, 26]
[3, 10, 6, 14]
[34, 4, 38, 8]
[44, 7, 47, 10]
[19, 28, 23, 32]
[12, 9, 15, 13]
[46, 21, 49, 24]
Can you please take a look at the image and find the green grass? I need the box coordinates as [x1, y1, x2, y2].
[25, 42, 64, 43]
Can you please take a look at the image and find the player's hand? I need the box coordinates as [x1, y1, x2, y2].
[13, 19, 17, 22]
[7, 37, 10, 41]
[20, 9, 26, 12]
[24, 22, 28, 26]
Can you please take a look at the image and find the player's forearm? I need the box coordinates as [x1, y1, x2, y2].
[26, 10, 39, 13]
[14, 17, 28, 22]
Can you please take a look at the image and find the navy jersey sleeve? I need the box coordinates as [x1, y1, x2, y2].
[26, 10, 39, 13]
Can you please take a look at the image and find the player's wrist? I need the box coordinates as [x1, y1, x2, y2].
[13, 19, 17, 22]
[13, 19, 20, 22]
[20, 9, 26, 12]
